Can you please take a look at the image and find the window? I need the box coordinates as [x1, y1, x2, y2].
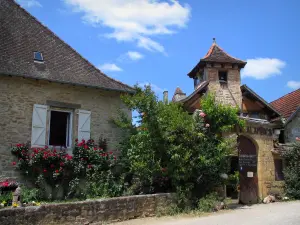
[34, 51, 44, 62]
[49, 111, 72, 147]
[218, 71, 227, 83]
[274, 159, 284, 181]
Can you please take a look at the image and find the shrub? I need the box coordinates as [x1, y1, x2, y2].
[283, 141, 300, 199]
[115, 85, 244, 208]
[11, 139, 119, 200]
[197, 192, 220, 212]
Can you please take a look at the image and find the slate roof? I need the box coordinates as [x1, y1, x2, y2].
[188, 40, 247, 78]
[270, 89, 300, 119]
[0, 0, 134, 93]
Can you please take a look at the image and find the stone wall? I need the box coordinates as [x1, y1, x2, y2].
[205, 65, 242, 108]
[0, 76, 130, 178]
[285, 110, 300, 143]
[0, 193, 174, 225]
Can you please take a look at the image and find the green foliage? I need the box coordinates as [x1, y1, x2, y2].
[197, 192, 219, 212]
[201, 94, 245, 134]
[0, 192, 11, 206]
[283, 142, 300, 199]
[116, 85, 243, 207]
[21, 186, 40, 203]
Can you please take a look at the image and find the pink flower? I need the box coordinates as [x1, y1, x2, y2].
[43, 169, 47, 173]
[88, 164, 92, 169]
[50, 164, 55, 168]
[205, 123, 210, 128]
[12, 162, 16, 166]
[199, 112, 206, 118]
[161, 168, 167, 172]
[84, 145, 88, 150]
[296, 137, 300, 141]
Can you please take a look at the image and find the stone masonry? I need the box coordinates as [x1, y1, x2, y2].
[0, 193, 174, 225]
[205, 65, 242, 109]
[0, 75, 130, 178]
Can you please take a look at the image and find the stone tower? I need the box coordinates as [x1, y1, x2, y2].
[187, 39, 247, 109]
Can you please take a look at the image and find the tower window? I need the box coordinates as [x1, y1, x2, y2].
[34, 51, 44, 62]
[218, 71, 227, 83]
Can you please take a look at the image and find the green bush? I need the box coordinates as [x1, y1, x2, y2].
[21, 186, 40, 203]
[115, 85, 244, 208]
[197, 192, 219, 212]
[283, 141, 300, 199]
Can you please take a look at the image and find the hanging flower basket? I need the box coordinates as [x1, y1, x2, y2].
[0, 180, 18, 192]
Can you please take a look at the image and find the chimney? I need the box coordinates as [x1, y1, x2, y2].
[163, 90, 168, 104]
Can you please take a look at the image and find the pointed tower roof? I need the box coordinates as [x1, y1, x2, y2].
[188, 38, 247, 78]
[172, 87, 186, 102]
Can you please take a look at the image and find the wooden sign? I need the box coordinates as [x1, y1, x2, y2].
[239, 154, 257, 167]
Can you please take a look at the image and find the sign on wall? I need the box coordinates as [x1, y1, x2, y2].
[239, 154, 257, 167]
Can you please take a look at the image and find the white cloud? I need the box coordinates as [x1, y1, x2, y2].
[287, 81, 300, 90]
[241, 58, 286, 80]
[16, 0, 42, 8]
[98, 63, 122, 72]
[63, 0, 191, 53]
[126, 51, 144, 61]
[138, 82, 164, 94]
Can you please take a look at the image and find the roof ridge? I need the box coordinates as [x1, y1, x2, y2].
[270, 88, 300, 104]
[10, 0, 133, 91]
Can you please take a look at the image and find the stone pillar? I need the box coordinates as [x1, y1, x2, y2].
[12, 186, 21, 207]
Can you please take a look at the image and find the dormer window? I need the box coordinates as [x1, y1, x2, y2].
[218, 71, 227, 83]
[34, 51, 44, 62]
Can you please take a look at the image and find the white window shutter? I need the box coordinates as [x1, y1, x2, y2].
[31, 104, 48, 147]
[78, 110, 91, 141]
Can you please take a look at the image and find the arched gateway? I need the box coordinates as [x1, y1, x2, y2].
[238, 135, 258, 204]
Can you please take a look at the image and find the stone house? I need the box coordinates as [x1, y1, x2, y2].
[0, 0, 133, 178]
[271, 89, 300, 143]
[169, 39, 285, 203]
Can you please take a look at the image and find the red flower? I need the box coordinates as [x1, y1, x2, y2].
[84, 145, 88, 150]
[82, 139, 85, 143]
[55, 170, 59, 173]
[109, 151, 113, 155]
[60, 162, 64, 167]
[75, 138, 78, 142]
[88, 164, 92, 169]
[12, 162, 16, 166]
[43, 169, 47, 173]
[50, 164, 55, 168]
[45, 146, 48, 149]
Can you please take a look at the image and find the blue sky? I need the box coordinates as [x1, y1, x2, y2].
[17, 0, 300, 102]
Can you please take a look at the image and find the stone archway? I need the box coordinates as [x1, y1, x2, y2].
[238, 135, 259, 204]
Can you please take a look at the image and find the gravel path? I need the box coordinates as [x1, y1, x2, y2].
[111, 201, 300, 225]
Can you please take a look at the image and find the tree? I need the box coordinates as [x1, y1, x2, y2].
[115, 85, 244, 206]
[283, 141, 300, 199]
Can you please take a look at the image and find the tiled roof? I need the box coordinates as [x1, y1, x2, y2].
[188, 40, 246, 77]
[270, 89, 300, 119]
[0, 0, 134, 93]
[201, 42, 247, 65]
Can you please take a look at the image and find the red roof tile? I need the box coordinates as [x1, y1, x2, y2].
[270, 89, 300, 119]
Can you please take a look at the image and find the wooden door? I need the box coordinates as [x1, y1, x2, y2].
[238, 136, 258, 204]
